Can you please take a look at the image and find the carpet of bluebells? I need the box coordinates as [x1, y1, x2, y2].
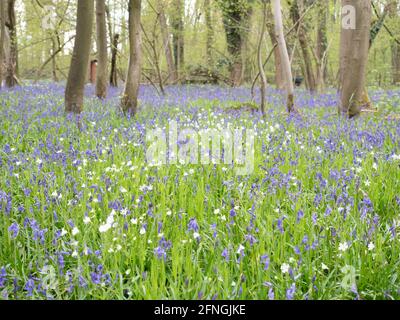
[0, 83, 400, 300]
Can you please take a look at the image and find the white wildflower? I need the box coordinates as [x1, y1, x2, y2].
[83, 216, 91, 225]
[338, 242, 349, 252]
[281, 263, 290, 274]
[120, 186, 128, 193]
[72, 227, 80, 236]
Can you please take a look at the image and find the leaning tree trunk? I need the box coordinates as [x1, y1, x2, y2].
[121, 0, 142, 116]
[266, 0, 285, 90]
[0, 0, 5, 89]
[273, 0, 295, 112]
[65, 0, 94, 114]
[339, 0, 371, 118]
[6, 0, 18, 88]
[158, 1, 177, 84]
[96, 0, 108, 99]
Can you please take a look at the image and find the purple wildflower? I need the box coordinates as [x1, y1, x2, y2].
[286, 283, 296, 300]
[8, 222, 19, 239]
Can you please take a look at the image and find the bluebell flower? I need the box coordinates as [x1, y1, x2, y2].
[286, 283, 296, 300]
[188, 218, 199, 232]
[222, 248, 229, 262]
[0, 267, 6, 287]
[8, 222, 19, 239]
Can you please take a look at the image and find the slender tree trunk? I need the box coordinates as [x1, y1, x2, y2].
[105, 5, 118, 87]
[389, 2, 400, 84]
[96, 0, 108, 99]
[266, 0, 284, 89]
[110, 33, 119, 87]
[204, 0, 214, 66]
[51, 36, 58, 82]
[316, 0, 328, 91]
[273, 0, 295, 112]
[393, 43, 400, 85]
[290, 0, 316, 92]
[171, 0, 184, 78]
[158, 1, 177, 83]
[65, 0, 94, 114]
[0, 0, 5, 89]
[339, 0, 371, 118]
[6, 0, 17, 88]
[258, 0, 268, 116]
[121, 0, 142, 116]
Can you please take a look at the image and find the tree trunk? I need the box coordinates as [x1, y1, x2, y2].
[0, 0, 5, 89]
[96, 0, 108, 99]
[65, 0, 94, 114]
[258, 0, 268, 116]
[273, 0, 295, 112]
[158, 1, 177, 84]
[121, 0, 142, 116]
[219, 0, 252, 86]
[105, 4, 118, 87]
[266, 0, 285, 89]
[316, 0, 328, 91]
[110, 33, 119, 87]
[339, 0, 371, 118]
[290, 0, 316, 92]
[389, 2, 400, 84]
[204, 0, 214, 66]
[171, 0, 184, 78]
[393, 42, 400, 85]
[5, 0, 17, 88]
[51, 36, 58, 82]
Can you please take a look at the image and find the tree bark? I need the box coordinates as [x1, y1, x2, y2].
[389, 2, 400, 84]
[171, 0, 184, 78]
[219, 0, 252, 86]
[273, 0, 295, 112]
[316, 0, 328, 91]
[0, 0, 5, 88]
[65, 0, 94, 114]
[96, 0, 108, 99]
[290, 0, 316, 92]
[121, 0, 142, 116]
[51, 36, 59, 82]
[258, 0, 268, 116]
[105, 5, 118, 87]
[110, 33, 119, 87]
[204, 0, 214, 66]
[5, 0, 18, 88]
[339, 0, 371, 118]
[266, 0, 284, 89]
[158, 1, 177, 83]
